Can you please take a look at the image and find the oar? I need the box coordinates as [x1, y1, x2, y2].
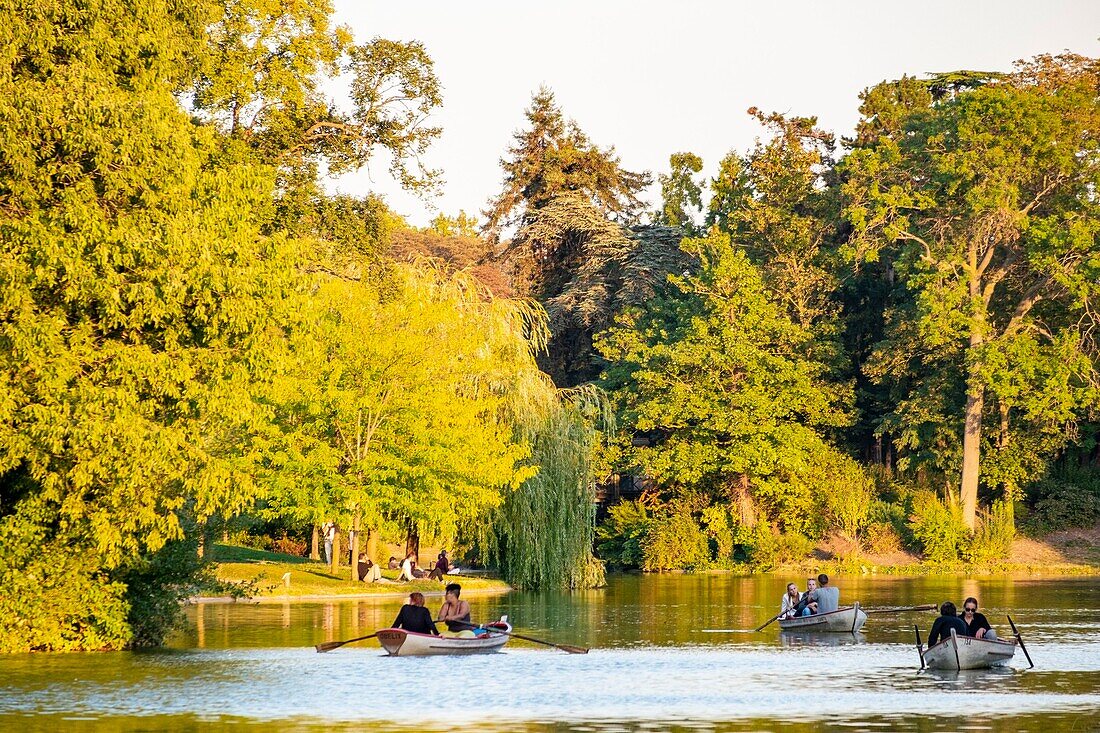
[315, 632, 379, 653]
[754, 609, 789, 632]
[1007, 615, 1034, 669]
[914, 624, 925, 669]
[864, 604, 936, 615]
[454, 620, 588, 654]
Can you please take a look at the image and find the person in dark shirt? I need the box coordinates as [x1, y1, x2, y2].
[959, 596, 998, 640]
[927, 601, 969, 647]
[391, 592, 439, 635]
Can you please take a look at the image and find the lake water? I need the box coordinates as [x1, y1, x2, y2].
[2, 574, 1098, 732]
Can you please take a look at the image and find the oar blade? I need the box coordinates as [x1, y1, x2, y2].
[315, 641, 344, 653]
[557, 644, 589, 654]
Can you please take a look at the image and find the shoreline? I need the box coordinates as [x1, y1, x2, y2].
[186, 584, 513, 604]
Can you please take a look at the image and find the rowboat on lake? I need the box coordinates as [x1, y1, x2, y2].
[922, 628, 1017, 670]
[376, 616, 512, 656]
[777, 602, 867, 633]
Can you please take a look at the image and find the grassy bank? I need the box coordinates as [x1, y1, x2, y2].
[200, 544, 511, 601]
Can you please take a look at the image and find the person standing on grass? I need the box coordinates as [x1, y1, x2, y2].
[322, 522, 335, 565]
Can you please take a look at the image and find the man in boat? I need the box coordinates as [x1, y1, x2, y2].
[437, 583, 474, 637]
[780, 582, 802, 619]
[814, 574, 840, 614]
[926, 601, 968, 647]
[391, 592, 440, 635]
[960, 596, 998, 640]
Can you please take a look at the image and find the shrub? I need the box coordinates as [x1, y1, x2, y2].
[1025, 466, 1100, 533]
[643, 507, 710, 571]
[862, 521, 902, 555]
[963, 500, 1015, 565]
[908, 492, 967, 565]
[595, 499, 654, 569]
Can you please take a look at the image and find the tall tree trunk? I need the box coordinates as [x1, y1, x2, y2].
[310, 524, 319, 561]
[960, 298, 985, 530]
[405, 525, 420, 564]
[366, 526, 379, 564]
[329, 528, 341, 575]
[349, 511, 361, 582]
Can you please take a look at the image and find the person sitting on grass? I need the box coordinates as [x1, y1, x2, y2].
[927, 601, 969, 647]
[358, 555, 382, 583]
[397, 552, 416, 582]
[959, 596, 998, 640]
[391, 592, 439, 635]
[437, 583, 473, 637]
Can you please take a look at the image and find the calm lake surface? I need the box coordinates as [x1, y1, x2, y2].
[2, 574, 1099, 732]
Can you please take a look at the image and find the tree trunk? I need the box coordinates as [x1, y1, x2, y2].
[366, 526, 379, 564]
[310, 525, 319, 561]
[349, 511, 361, 582]
[405, 525, 420, 564]
[960, 320, 984, 530]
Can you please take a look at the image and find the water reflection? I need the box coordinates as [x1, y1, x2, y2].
[1, 573, 1098, 732]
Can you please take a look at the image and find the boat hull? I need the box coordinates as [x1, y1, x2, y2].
[923, 629, 1016, 670]
[778, 603, 867, 632]
[376, 619, 511, 656]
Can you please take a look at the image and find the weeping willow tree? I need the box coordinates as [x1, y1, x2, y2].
[482, 385, 612, 590]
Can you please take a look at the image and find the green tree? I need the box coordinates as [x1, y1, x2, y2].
[655, 152, 704, 234]
[597, 231, 857, 534]
[483, 87, 650, 242]
[841, 54, 1100, 527]
[0, 0, 297, 650]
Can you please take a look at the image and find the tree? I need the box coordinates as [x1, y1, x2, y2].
[655, 152, 704, 234]
[841, 54, 1100, 527]
[192, 1, 443, 195]
[596, 231, 856, 534]
[0, 0, 297, 650]
[709, 110, 841, 344]
[482, 87, 650, 242]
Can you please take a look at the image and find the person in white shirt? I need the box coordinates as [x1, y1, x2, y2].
[780, 582, 802, 619]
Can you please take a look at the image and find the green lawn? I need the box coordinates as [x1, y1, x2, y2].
[206, 544, 510, 598]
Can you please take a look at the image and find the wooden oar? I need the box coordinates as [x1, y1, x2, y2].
[454, 620, 588, 654]
[864, 604, 936, 615]
[1007, 615, 1034, 669]
[315, 632, 379, 653]
[914, 624, 925, 669]
[754, 609, 790, 632]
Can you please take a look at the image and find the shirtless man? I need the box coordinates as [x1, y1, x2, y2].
[437, 583, 472, 636]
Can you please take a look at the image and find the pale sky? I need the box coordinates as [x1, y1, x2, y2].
[329, 1, 1100, 228]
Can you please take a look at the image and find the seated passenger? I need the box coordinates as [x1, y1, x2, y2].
[814, 573, 840, 614]
[800, 577, 819, 616]
[959, 596, 998, 640]
[437, 583, 473, 637]
[391, 592, 439, 635]
[780, 582, 802, 619]
[927, 601, 969, 647]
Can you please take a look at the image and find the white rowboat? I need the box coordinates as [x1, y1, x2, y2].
[777, 602, 868, 632]
[376, 616, 512, 656]
[923, 628, 1017, 670]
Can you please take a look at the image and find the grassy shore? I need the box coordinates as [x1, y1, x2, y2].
[200, 544, 511, 602]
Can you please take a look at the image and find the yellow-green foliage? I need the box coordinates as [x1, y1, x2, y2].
[909, 493, 968, 565]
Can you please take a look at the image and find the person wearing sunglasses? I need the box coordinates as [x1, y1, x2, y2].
[959, 596, 998, 640]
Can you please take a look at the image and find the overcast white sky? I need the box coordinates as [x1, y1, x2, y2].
[328, 1, 1100, 227]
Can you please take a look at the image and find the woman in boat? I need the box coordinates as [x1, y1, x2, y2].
[780, 583, 802, 619]
[960, 597, 998, 640]
[926, 601, 968, 646]
[437, 583, 474, 637]
[391, 592, 440, 635]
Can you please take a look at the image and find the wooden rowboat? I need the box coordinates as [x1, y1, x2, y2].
[923, 628, 1016, 670]
[777, 602, 867, 632]
[376, 616, 512, 656]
